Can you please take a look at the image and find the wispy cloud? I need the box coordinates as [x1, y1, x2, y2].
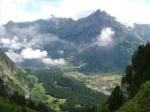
[0, 25, 66, 66]
[42, 57, 66, 65]
[0, 26, 7, 36]
[0, 25, 59, 49]
[0, 36, 23, 50]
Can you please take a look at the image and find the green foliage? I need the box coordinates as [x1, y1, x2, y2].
[0, 75, 52, 112]
[106, 86, 125, 111]
[98, 104, 109, 112]
[122, 43, 150, 97]
[0, 50, 53, 112]
[116, 81, 150, 112]
[24, 74, 47, 103]
[30, 83, 47, 103]
[30, 70, 107, 112]
[105, 43, 150, 112]
[0, 96, 37, 112]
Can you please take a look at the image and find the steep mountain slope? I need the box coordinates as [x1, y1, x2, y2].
[0, 50, 36, 112]
[0, 49, 54, 112]
[0, 49, 27, 95]
[116, 81, 150, 112]
[73, 42, 136, 72]
[105, 43, 150, 112]
[2, 9, 145, 72]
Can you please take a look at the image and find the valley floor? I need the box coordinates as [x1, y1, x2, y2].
[64, 72, 121, 95]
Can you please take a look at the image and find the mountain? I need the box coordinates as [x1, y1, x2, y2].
[132, 24, 150, 41]
[104, 43, 150, 112]
[2, 9, 146, 73]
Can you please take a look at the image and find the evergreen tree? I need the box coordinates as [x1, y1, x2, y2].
[106, 86, 124, 111]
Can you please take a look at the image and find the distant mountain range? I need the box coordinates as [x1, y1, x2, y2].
[1, 9, 150, 73]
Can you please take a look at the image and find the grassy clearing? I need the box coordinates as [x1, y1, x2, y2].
[44, 95, 66, 112]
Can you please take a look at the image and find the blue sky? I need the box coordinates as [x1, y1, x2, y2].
[24, 0, 60, 13]
[1, 0, 150, 25]
[144, 0, 150, 4]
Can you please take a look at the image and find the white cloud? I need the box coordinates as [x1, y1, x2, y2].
[0, 24, 66, 66]
[5, 48, 48, 63]
[97, 27, 115, 46]
[1, 0, 150, 25]
[0, 36, 23, 49]
[0, 38, 11, 45]
[5, 47, 66, 65]
[20, 48, 66, 65]
[21, 48, 47, 59]
[42, 58, 66, 65]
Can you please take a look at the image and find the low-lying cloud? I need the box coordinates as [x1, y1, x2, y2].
[0, 25, 66, 66]
[0, 25, 59, 49]
[96, 27, 115, 46]
[0, 36, 23, 49]
[6, 48, 66, 65]
[42, 58, 66, 65]
[21, 48, 47, 59]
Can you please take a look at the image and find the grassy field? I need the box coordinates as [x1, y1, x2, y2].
[64, 72, 121, 95]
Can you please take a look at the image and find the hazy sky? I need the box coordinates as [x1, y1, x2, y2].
[0, 0, 150, 25]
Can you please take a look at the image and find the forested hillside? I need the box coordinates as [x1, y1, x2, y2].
[103, 44, 150, 112]
[29, 70, 107, 112]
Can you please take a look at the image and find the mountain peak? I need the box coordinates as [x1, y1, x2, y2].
[94, 9, 103, 14]
[89, 9, 105, 16]
[88, 9, 116, 21]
